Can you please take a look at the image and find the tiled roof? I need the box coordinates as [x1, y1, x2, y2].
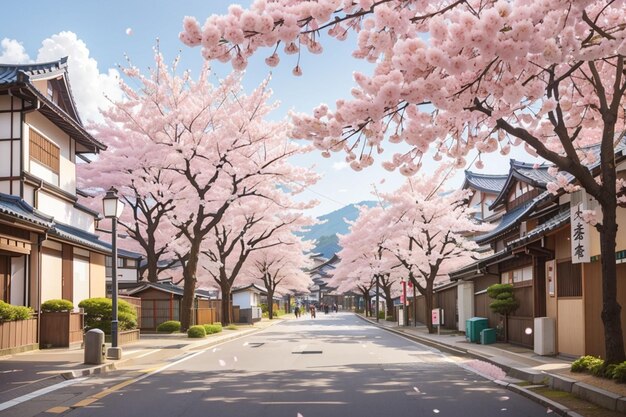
[475, 201, 534, 245]
[511, 160, 555, 185]
[0, 57, 68, 85]
[124, 282, 213, 299]
[508, 209, 570, 249]
[118, 248, 143, 260]
[463, 171, 508, 194]
[50, 222, 111, 253]
[232, 283, 267, 294]
[0, 193, 53, 228]
[449, 248, 513, 280]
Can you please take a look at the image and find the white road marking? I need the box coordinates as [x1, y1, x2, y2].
[0, 377, 87, 412]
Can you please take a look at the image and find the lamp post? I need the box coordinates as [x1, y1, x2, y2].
[102, 187, 124, 360]
[401, 277, 407, 326]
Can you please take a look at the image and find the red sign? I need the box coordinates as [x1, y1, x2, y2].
[431, 308, 443, 326]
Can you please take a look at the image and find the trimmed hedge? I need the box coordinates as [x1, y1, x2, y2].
[225, 324, 238, 330]
[41, 299, 74, 312]
[157, 320, 181, 333]
[203, 323, 223, 334]
[0, 301, 33, 322]
[187, 325, 206, 338]
[78, 298, 137, 334]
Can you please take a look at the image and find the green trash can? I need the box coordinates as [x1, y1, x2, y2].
[480, 328, 497, 345]
[466, 317, 489, 343]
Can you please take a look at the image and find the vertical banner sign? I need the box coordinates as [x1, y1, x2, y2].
[546, 259, 555, 297]
[570, 203, 590, 263]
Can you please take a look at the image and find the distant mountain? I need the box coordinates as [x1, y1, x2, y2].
[302, 201, 377, 258]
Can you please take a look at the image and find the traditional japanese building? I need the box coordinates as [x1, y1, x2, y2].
[0, 58, 110, 311]
[452, 144, 626, 357]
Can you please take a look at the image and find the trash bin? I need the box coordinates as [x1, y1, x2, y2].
[84, 329, 105, 365]
[466, 317, 489, 343]
[480, 328, 497, 345]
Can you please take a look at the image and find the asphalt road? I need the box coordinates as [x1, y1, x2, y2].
[9, 313, 549, 417]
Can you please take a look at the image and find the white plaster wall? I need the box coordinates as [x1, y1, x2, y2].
[233, 292, 253, 309]
[10, 256, 26, 306]
[41, 249, 62, 302]
[37, 191, 95, 231]
[0, 113, 11, 138]
[107, 267, 138, 283]
[24, 113, 76, 194]
[73, 256, 90, 306]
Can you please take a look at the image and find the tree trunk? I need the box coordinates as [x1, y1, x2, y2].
[220, 282, 232, 325]
[146, 252, 159, 283]
[267, 289, 274, 319]
[599, 199, 626, 364]
[180, 241, 200, 331]
[424, 283, 434, 334]
[382, 285, 394, 317]
[363, 294, 372, 316]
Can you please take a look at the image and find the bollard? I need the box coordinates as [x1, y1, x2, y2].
[84, 329, 105, 365]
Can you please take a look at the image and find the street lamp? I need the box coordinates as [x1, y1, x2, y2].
[401, 277, 407, 326]
[103, 187, 124, 360]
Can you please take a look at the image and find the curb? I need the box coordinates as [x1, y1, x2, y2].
[357, 315, 616, 416]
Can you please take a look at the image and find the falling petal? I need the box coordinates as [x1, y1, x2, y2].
[125, 28, 133, 35]
[413, 387, 420, 393]
[546, 409, 553, 414]
[297, 413, 304, 417]
[213, 348, 219, 353]
[433, 410, 440, 414]
[218, 359, 226, 367]
[499, 396, 509, 401]
[243, 342, 249, 346]
[234, 356, 238, 362]
[501, 408, 507, 411]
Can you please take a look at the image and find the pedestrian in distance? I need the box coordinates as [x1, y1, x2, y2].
[294, 306, 300, 318]
[324, 304, 329, 314]
[310, 304, 316, 318]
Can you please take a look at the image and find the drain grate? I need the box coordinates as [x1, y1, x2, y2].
[292, 351, 323, 354]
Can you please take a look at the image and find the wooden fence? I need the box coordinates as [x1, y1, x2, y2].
[119, 295, 142, 329]
[40, 311, 84, 348]
[0, 318, 38, 354]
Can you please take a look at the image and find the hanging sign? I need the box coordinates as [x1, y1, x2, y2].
[570, 203, 590, 264]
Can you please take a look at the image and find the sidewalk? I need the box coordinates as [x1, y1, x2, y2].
[0, 319, 281, 407]
[359, 315, 626, 415]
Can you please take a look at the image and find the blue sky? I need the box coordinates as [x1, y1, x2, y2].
[1, 1, 535, 216]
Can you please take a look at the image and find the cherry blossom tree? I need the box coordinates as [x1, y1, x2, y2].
[382, 173, 488, 333]
[246, 234, 313, 319]
[83, 52, 317, 330]
[200, 194, 315, 325]
[334, 204, 399, 317]
[182, 0, 626, 363]
[79, 166, 179, 283]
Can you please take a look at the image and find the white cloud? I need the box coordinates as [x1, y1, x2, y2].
[35, 31, 122, 124]
[333, 161, 349, 171]
[0, 38, 32, 64]
[1, 32, 122, 124]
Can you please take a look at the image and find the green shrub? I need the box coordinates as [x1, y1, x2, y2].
[0, 301, 33, 322]
[187, 325, 206, 338]
[203, 323, 223, 334]
[0, 301, 15, 322]
[385, 315, 395, 321]
[260, 303, 268, 313]
[611, 362, 626, 383]
[156, 320, 181, 333]
[571, 355, 604, 373]
[78, 298, 137, 334]
[589, 360, 606, 377]
[12, 306, 32, 321]
[225, 324, 238, 330]
[41, 299, 74, 312]
[378, 310, 385, 319]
